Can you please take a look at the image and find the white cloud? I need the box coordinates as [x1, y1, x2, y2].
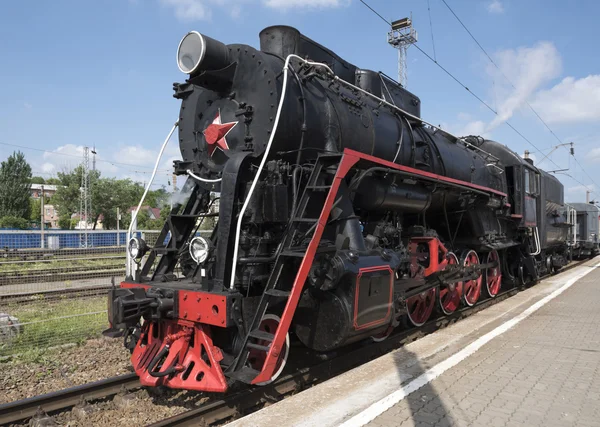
[40, 144, 118, 177]
[487, 41, 561, 131]
[160, 0, 211, 21]
[113, 145, 159, 167]
[457, 112, 472, 121]
[530, 75, 600, 125]
[457, 120, 487, 137]
[160, 0, 346, 20]
[263, 0, 347, 9]
[566, 184, 596, 202]
[41, 162, 55, 173]
[589, 147, 600, 163]
[487, 0, 504, 14]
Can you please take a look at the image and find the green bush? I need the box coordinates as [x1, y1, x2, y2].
[0, 216, 29, 229]
[58, 216, 71, 229]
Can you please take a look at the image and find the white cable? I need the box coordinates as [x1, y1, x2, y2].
[126, 121, 178, 277]
[228, 54, 300, 289]
[294, 56, 502, 162]
[227, 54, 498, 289]
[187, 169, 222, 183]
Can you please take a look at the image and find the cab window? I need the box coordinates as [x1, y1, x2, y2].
[525, 169, 538, 196]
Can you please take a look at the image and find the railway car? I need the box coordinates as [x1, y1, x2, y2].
[569, 202, 600, 258]
[104, 26, 571, 392]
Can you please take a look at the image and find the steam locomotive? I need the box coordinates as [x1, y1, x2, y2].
[104, 26, 571, 392]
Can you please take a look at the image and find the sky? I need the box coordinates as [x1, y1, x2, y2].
[1, 0, 599, 202]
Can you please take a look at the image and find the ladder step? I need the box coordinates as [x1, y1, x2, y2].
[292, 217, 319, 223]
[248, 330, 275, 341]
[226, 367, 260, 384]
[247, 342, 270, 352]
[281, 250, 306, 258]
[265, 289, 290, 298]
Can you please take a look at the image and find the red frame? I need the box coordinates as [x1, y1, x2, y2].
[251, 148, 506, 384]
[120, 283, 228, 327]
[178, 291, 228, 327]
[353, 266, 394, 330]
[131, 320, 227, 392]
[409, 237, 449, 277]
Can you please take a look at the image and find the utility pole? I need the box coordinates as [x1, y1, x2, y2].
[92, 145, 97, 171]
[40, 185, 45, 249]
[587, 190, 591, 204]
[80, 147, 91, 247]
[116, 207, 121, 246]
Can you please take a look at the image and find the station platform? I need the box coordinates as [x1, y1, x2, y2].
[227, 257, 600, 427]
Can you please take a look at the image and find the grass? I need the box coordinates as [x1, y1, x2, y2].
[0, 296, 108, 357]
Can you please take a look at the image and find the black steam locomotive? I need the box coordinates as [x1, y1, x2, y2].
[105, 26, 571, 392]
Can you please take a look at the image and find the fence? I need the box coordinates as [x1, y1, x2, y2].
[0, 229, 210, 356]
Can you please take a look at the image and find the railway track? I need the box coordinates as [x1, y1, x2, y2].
[0, 266, 125, 286]
[0, 373, 140, 426]
[2, 259, 587, 426]
[0, 246, 126, 261]
[0, 284, 113, 303]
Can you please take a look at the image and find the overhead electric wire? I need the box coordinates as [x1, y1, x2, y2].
[426, 0, 437, 62]
[358, 0, 598, 198]
[440, 0, 599, 197]
[0, 141, 171, 172]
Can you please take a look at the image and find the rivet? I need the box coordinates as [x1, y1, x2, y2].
[183, 293, 188, 300]
[184, 311, 188, 318]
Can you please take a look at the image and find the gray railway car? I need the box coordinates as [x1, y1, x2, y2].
[570, 203, 599, 258]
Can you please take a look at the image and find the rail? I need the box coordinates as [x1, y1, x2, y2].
[0, 373, 140, 425]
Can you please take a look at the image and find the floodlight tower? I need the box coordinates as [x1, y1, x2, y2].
[387, 16, 418, 87]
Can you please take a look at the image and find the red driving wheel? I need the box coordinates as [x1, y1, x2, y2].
[439, 252, 463, 315]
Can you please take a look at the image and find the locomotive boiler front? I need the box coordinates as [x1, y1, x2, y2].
[175, 26, 420, 179]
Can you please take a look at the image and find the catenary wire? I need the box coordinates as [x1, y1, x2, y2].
[440, 0, 599, 197]
[358, 0, 597, 197]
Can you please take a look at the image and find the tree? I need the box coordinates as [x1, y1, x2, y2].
[45, 177, 61, 185]
[0, 216, 29, 229]
[30, 198, 41, 222]
[30, 176, 45, 184]
[53, 165, 101, 226]
[58, 216, 71, 229]
[0, 151, 32, 219]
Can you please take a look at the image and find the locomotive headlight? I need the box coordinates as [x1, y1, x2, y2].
[128, 237, 148, 261]
[177, 31, 230, 75]
[177, 31, 205, 74]
[189, 236, 211, 264]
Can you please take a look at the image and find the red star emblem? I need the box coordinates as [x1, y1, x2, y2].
[203, 110, 238, 157]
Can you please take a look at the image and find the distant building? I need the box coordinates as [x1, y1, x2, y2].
[71, 212, 104, 230]
[30, 184, 61, 199]
[43, 204, 59, 229]
[128, 206, 161, 220]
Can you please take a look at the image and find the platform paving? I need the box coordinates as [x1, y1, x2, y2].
[366, 261, 600, 427]
[226, 258, 600, 427]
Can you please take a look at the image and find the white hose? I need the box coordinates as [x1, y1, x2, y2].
[126, 121, 178, 277]
[187, 169, 222, 183]
[228, 54, 303, 289]
[227, 54, 498, 289]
